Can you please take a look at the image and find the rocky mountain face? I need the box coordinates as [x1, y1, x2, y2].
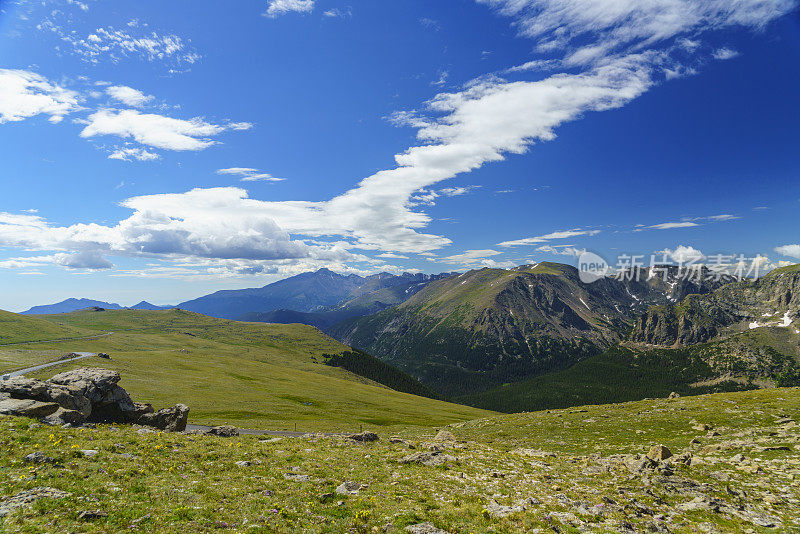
[632, 265, 800, 346]
[328, 262, 733, 397]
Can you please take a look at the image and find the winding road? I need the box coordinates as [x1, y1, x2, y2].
[1, 352, 100, 380]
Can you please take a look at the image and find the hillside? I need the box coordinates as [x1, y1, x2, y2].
[329, 262, 734, 396]
[0, 309, 89, 346]
[2, 387, 797, 532]
[1, 309, 489, 430]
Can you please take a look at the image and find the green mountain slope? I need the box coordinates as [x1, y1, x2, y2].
[0, 309, 89, 345]
[2, 309, 491, 430]
[330, 263, 650, 396]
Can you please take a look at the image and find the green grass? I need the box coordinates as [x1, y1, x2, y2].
[0, 309, 90, 346]
[1, 387, 798, 533]
[3, 309, 492, 431]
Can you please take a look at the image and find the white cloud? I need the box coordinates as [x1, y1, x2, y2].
[439, 185, 480, 196]
[505, 59, 559, 73]
[660, 245, 706, 263]
[109, 147, 160, 162]
[216, 168, 285, 182]
[713, 47, 740, 60]
[536, 244, 586, 257]
[499, 229, 601, 247]
[775, 244, 800, 259]
[636, 221, 700, 231]
[323, 8, 352, 18]
[478, 0, 795, 66]
[266, 0, 315, 17]
[38, 22, 201, 66]
[80, 109, 231, 151]
[0, 69, 80, 124]
[106, 85, 154, 107]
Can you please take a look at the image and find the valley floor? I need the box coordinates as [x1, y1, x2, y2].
[1, 387, 798, 533]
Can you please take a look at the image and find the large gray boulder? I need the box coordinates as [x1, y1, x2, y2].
[47, 368, 136, 422]
[0, 398, 60, 418]
[1, 376, 91, 416]
[2, 367, 189, 432]
[137, 403, 189, 432]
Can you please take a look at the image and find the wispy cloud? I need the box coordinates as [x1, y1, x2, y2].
[106, 85, 154, 108]
[109, 147, 160, 162]
[499, 229, 601, 247]
[265, 0, 315, 18]
[713, 47, 740, 60]
[216, 168, 285, 182]
[80, 109, 242, 152]
[775, 244, 800, 259]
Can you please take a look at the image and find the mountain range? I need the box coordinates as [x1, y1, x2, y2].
[21, 298, 171, 315]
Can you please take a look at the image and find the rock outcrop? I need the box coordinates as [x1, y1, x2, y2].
[0, 367, 188, 431]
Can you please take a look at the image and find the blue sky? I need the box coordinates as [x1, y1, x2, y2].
[0, 0, 799, 311]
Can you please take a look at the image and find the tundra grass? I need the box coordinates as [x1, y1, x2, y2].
[4, 310, 491, 431]
[1, 387, 798, 533]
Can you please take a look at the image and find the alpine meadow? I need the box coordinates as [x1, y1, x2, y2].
[1, 1, 799, 533]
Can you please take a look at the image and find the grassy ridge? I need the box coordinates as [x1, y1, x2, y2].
[0, 309, 89, 346]
[4, 309, 492, 431]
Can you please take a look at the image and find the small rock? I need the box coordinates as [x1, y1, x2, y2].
[78, 449, 99, 458]
[433, 430, 456, 442]
[335, 481, 366, 495]
[77, 510, 108, 520]
[205, 425, 239, 437]
[668, 392, 680, 399]
[0, 487, 70, 517]
[137, 403, 189, 432]
[399, 451, 458, 467]
[319, 492, 334, 503]
[405, 523, 452, 534]
[348, 431, 379, 442]
[647, 444, 672, 461]
[283, 473, 309, 482]
[235, 460, 252, 468]
[24, 451, 58, 464]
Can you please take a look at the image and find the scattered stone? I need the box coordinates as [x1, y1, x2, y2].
[205, 425, 239, 437]
[485, 501, 525, 518]
[0, 487, 71, 517]
[78, 449, 99, 458]
[348, 431, 379, 442]
[335, 481, 366, 495]
[42, 407, 86, 426]
[405, 523, 452, 534]
[137, 403, 189, 432]
[399, 451, 458, 467]
[24, 451, 58, 464]
[77, 510, 109, 520]
[319, 492, 334, 503]
[259, 437, 283, 444]
[668, 392, 680, 399]
[647, 444, 672, 461]
[283, 473, 310, 482]
[433, 430, 456, 442]
[235, 460, 252, 468]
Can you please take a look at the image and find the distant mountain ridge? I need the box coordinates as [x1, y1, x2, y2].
[179, 268, 454, 321]
[21, 298, 170, 315]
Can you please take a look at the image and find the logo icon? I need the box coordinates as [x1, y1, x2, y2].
[578, 251, 610, 283]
